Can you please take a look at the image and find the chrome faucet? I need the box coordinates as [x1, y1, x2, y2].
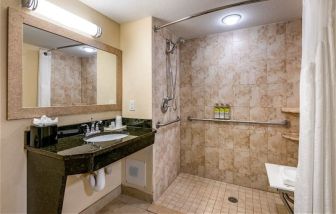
[95, 121, 103, 132]
[81, 121, 102, 137]
[91, 123, 95, 133]
[81, 124, 91, 137]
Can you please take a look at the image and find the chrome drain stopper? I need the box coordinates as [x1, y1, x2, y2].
[228, 197, 238, 203]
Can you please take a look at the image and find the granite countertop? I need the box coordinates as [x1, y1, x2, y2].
[25, 126, 156, 160]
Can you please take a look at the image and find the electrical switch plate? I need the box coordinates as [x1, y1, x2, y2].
[129, 100, 135, 111]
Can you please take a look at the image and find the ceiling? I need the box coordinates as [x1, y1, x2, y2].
[80, 0, 302, 39]
[23, 24, 97, 57]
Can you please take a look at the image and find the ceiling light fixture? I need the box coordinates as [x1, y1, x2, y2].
[221, 14, 242, 26]
[82, 46, 97, 53]
[22, 0, 102, 38]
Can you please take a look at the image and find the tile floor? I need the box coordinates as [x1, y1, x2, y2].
[97, 194, 152, 214]
[97, 173, 287, 214]
[154, 173, 286, 214]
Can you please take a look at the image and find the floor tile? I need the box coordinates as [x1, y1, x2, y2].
[154, 173, 287, 214]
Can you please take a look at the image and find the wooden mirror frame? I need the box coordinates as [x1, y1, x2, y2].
[7, 8, 122, 120]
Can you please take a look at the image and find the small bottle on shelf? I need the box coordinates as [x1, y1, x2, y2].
[214, 103, 220, 119]
[219, 103, 225, 119]
[224, 104, 231, 120]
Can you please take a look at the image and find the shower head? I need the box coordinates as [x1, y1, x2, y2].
[166, 38, 186, 54]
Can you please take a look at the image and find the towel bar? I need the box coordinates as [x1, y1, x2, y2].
[188, 116, 289, 127]
[156, 116, 180, 129]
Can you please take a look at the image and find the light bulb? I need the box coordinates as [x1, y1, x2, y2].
[222, 14, 242, 26]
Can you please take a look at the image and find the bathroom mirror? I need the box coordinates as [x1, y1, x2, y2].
[7, 8, 122, 119]
[22, 24, 117, 108]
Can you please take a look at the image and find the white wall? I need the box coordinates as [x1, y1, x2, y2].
[120, 17, 153, 119]
[63, 161, 121, 213]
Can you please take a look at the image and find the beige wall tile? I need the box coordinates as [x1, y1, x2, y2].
[152, 18, 181, 200]
[180, 20, 301, 191]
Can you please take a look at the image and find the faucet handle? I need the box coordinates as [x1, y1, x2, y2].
[80, 124, 90, 136]
[91, 122, 95, 132]
[95, 121, 103, 132]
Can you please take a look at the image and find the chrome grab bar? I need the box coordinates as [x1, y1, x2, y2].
[188, 116, 289, 127]
[156, 116, 180, 129]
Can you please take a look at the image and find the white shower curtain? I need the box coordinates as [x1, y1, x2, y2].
[38, 49, 51, 107]
[295, 0, 336, 213]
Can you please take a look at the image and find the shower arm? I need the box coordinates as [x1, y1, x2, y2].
[153, 0, 268, 32]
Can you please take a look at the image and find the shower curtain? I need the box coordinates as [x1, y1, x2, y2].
[294, 0, 336, 213]
[38, 49, 52, 107]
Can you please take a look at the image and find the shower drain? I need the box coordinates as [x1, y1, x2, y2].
[228, 196, 238, 203]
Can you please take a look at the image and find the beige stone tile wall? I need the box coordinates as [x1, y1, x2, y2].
[152, 18, 181, 200]
[51, 51, 97, 106]
[81, 55, 98, 105]
[179, 20, 301, 191]
[51, 50, 82, 106]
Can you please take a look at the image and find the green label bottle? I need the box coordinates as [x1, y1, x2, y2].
[219, 104, 225, 119]
[214, 104, 220, 119]
[224, 104, 231, 120]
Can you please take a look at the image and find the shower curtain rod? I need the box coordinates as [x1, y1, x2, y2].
[153, 0, 268, 32]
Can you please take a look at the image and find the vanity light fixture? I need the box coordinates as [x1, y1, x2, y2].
[21, 0, 102, 38]
[221, 14, 242, 26]
[82, 46, 97, 53]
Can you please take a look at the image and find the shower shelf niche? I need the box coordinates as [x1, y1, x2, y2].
[281, 107, 300, 114]
[282, 133, 299, 142]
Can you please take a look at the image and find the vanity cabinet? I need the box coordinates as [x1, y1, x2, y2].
[26, 127, 155, 214]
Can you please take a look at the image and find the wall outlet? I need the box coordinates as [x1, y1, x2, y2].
[129, 100, 135, 111]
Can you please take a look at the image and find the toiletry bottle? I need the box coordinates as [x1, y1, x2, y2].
[219, 103, 225, 119]
[224, 104, 231, 120]
[214, 103, 220, 119]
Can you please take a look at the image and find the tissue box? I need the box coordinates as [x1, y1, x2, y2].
[29, 125, 58, 148]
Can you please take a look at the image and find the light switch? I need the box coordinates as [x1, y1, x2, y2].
[129, 100, 135, 111]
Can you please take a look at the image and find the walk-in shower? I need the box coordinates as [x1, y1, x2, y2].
[160, 38, 184, 113]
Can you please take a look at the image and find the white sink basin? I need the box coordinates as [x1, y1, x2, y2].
[85, 134, 128, 143]
[281, 166, 297, 187]
[265, 163, 297, 192]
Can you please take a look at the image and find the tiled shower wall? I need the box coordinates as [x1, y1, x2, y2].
[152, 18, 181, 200]
[179, 20, 301, 191]
[81, 56, 98, 105]
[51, 51, 97, 106]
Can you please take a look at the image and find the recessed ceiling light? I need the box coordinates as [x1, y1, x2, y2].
[82, 46, 97, 53]
[221, 14, 242, 26]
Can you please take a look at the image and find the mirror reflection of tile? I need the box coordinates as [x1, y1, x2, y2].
[22, 24, 117, 108]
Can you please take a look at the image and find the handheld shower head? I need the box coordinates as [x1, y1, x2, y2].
[166, 38, 186, 54]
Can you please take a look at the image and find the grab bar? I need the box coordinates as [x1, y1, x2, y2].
[156, 116, 180, 129]
[188, 116, 289, 127]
